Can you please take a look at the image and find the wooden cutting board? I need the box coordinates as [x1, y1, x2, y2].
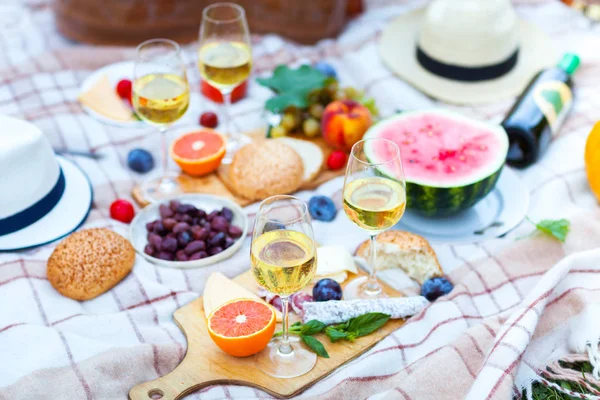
[132, 130, 345, 208]
[128, 270, 404, 400]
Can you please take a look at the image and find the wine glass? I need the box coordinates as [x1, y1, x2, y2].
[198, 2, 252, 164]
[250, 195, 318, 378]
[342, 138, 406, 299]
[133, 38, 190, 202]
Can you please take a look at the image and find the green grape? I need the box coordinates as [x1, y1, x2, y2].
[326, 82, 339, 96]
[270, 125, 287, 138]
[302, 118, 321, 137]
[309, 103, 324, 119]
[344, 87, 361, 99]
[281, 113, 298, 131]
[333, 89, 347, 101]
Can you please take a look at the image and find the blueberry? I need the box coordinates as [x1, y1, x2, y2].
[314, 61, 337, 79]
[264, 221, 285, 232]
[313, 278, 342, 301]
[308, 196, 337, 222]
[127, 148, 154, 173]
[421, 277, 453, 301]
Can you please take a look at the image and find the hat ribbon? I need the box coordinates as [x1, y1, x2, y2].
[416, 46, 519, 82]
[0, 168, 66, 236]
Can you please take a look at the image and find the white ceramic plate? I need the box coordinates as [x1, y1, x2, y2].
[396, 167, 528, 244]
[79, 61, 146, 129]
[130, 194, 248, 269]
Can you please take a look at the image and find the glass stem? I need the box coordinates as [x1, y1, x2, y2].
[366, 234, 381, 293]
[222, 91, 235, 140]
[279, 296, 293, 355]
[159, 126, 168, 180]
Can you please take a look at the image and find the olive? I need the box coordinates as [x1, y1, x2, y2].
[224, 237, 235, 249]
[211, 216, 229, 233]
[172, 222, 190, 234]
[145, 221, 155, 232]
[228, 225, 243, 238]
[197, 209, 207, 219]
[177, 204, 197, 215]
[208, 246, 223, 256]
[156, 251, 175, 261]
[189, 251, 207, 260]
[192, 227, 209, 241]
[175, 250, 189, 262]
[208, 232, 226, 247]
[144, 244, 155, 256]
[177, 231, 192, 247]
[169, 199, 181, 212]
[153, 221, 167, 235]
[159, 204, 174, 218]
[221, 207, 233, 222]
[207, 210, 220, 222]
[184, 240, 206, 255]
[162, 218, 177, 231]
[148, 233, 162, 249]
[161, 237, 178, 253]
[180, 214, 193, 223]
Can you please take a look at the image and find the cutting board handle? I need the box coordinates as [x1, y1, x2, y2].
[129, 362, 211, 400]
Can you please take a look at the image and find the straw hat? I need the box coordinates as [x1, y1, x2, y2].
[0, 115, 93, 251]
[379, 0, 556, 105]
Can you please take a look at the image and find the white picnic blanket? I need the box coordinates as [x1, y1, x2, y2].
[1, 0, 600, 399]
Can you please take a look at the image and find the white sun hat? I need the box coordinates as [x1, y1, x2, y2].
[379, 0, 557, 105]
[0, 115, 93, 251]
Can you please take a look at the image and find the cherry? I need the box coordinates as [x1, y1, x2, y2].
[116, 79, 132, 103]
[110, 199, 135, 223]
[327, 150, 347, 170]
[200, 112, 218, 128]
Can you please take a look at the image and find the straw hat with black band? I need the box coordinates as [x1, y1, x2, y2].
[379, 0, 556, 105]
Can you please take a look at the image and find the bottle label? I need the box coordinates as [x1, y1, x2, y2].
[532, 80, 573, 135]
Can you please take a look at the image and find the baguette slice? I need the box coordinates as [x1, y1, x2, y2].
[355, 230, 442, 284]
[276, 137, 324, 183]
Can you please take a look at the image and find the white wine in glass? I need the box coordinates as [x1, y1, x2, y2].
[251, 196, 318, 379]
[342, 138, 406, 299]
[133, 38, 190, 202]
[199, 2, 252, 164]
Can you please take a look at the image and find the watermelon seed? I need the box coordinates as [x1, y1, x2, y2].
[425, 164, 436, 171]
[408, 159, 419, 164]
[411, 149, 419, 154]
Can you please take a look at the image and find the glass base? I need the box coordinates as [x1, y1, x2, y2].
[141, 171, 183, 203]
[222, 134, 252, 164]
[254, 336, 317, 378]
[343, 276, 388, 300]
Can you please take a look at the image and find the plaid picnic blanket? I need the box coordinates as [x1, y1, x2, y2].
[1, 0, 600, 399]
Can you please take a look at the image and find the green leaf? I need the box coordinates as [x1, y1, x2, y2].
[256, 65, 327, 113]
[291, 321, 302, 328]
[528, 217, 571, 243]
[301, 320, 326, 336]
[325, 327, 348, 342]
[346, 313, 391, 338]
[301, 335, 329, 358]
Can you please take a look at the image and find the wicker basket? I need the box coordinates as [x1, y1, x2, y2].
[54, 0, 359, 46]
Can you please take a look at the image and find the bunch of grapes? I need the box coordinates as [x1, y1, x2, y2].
[269, 81, 363, 139]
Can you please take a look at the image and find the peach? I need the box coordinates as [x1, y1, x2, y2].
[321, 100, 372, 151]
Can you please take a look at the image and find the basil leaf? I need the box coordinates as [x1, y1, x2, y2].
[301, 320, 326, 336]
[325, 327, 348, 343]
[291, 321, 302, 328]
[347, 313, 390, 338]
[536, 218, 570, 243]
[301, 335, 329, 358]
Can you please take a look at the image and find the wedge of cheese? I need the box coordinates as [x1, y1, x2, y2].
[314, 245, 358, 283]
[203, 272, 282, 321]
[78, 75, 134, 122]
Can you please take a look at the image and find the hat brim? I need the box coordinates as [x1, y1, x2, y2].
[379, 8, 557, 105]
[0, 156, 93, 251]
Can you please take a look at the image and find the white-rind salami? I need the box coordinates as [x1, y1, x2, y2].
[302, 297, 429, 325]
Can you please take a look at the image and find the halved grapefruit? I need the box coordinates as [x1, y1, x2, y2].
[207, 298, 276, 357]
[170, 129, 226, 176]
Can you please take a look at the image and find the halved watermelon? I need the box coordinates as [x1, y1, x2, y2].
[363, 109, 509, 217]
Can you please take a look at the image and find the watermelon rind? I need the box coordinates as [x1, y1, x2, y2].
[363, 109, 509, 217]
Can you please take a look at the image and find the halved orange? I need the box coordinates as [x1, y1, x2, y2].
[586, 121, 600, 203]
[170, 129, 226, 176]
[207, 298, 276, 357]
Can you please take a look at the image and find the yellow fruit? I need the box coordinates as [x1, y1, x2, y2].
[585, 121, 600, 202]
